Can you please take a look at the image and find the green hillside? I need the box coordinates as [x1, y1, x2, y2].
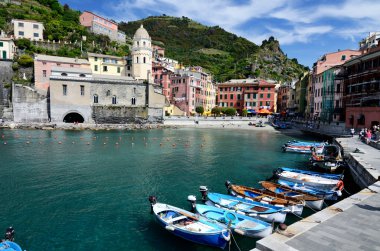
[119, 16, 308, 82]
[0, 0, 129, 57]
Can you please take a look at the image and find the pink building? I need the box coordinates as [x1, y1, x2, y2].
[152, 61, 172, 98]
[312, 49, 362, 118]
[79, 11, 126, 43]
[217, 79, 276, 114]
[34, 54, 90, 95]
[169, 67, 215, 115]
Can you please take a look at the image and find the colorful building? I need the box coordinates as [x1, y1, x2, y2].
[343, 41, 380, 129]
[34, 54, 90, 95]
[88, 53, 126, 76]
[79, 11, 126, 44]
[217, 78, 276, 115]
[152, 61, 173, 98]
[0, 37, 16, 60]
[312, 49, 362, 119]
[12, 19, 44, 41]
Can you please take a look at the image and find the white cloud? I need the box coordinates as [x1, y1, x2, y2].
[107, 0, 378, 46]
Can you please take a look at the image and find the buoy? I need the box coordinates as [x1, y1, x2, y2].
[103, 142, 106, 145]
[4, 142, 7, 145]
[72, 141, 75, 144]
[58, 141, 62, 144]
[26, 141, 30, 144]
[115, 142, 119, 145]
[86, 142, 90, 145]
[160, 143, 162, 146]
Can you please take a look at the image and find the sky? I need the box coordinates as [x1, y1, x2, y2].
[58, 0, 379, 68]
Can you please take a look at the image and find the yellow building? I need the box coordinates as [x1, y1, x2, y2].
[88, 53, 126, 76]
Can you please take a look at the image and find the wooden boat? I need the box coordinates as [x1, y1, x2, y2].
[310, 144, 344, 172]
[277, 180, 341, 201]
[203, 192, 287, 223]
[260, 181, 324, 210]
[195, 204, 273, 238]
[225, 181, 304, 216]
[275, 167, 343, 190]
[148, 196, 230, 249]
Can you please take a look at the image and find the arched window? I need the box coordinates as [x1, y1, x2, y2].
[143, 41, 146, 46]
[143, 57, 146, 63]
[112, 95, 117, 104]
[131, 97, 136, 105]
[79, 74, 86, 77]
[61, 73, 67, 76]
[93, 94, 98, 103]
[137, 41, 139, 47]
[106, 90, 111, 96]
[133, 87, 136, 94]
[136, 57, 139, 63]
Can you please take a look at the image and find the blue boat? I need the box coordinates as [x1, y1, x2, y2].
[202, 192, 287, 223]
[195, 204, 273, 238]
[282, 141, 326, 153]
[277, 180, 341, 201]
[0, 227, 22, 251]
[149, 197, 230, 249]
[275, 167, 344, 190]
[0, 241, 22, 251]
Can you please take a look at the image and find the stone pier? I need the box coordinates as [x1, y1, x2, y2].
[253, 137, 380, 251]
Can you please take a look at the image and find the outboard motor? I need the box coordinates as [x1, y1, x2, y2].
[148, 196, 157, 214]
[225, 180, 232, 193]
[187, 195, 197, 212]
[5, 226, 15, 242]
[199, 186, 208, 202]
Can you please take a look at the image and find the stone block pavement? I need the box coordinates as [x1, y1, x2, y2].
[253, 137, 380, 251]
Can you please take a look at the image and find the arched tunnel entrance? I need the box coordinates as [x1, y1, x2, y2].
[63, 113, 84, 123]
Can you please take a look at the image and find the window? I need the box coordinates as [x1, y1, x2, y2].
[220, 94, 222, 99]
[143, 57, 146, 63]
[224, 94, 227, 99]
[260, 101, 263, 106]
[18, 31, 24, 36]
[136, 57, 139, 63]
[133, 87, 136, 94]
[230, 94, 233, 99]
[79, 74, 86, 77]
[261, 87, 265, 91]
[93, 94, 98, 103]
[237, 94, 241, 100]
[112, 95, 117, 104]
[260, 94, 264, 98]
[127, 66, 131, 70]
[103, 66, 108, 72]
[253, 93, 257, 99]
[63, 85, 67, 96]
[33, 24, 39, 29]
[94, 65, 98, 71]
[268, 88, 271, 91]
[61, 73, 67, 76]
[335, 100, 339, 108]
[336, 84, 340, 93]
[247, 93, 250, 99]
[267, 94, 271, 98]
[80, 85, 85, 96]
[106, 90, 111, 96]
[230, 102, 233, 107]
[42, 70, 46, 77]
[117, 67, 120, 73]
[94, 57, 98, 62]
[341, 55, 346, 60]
[33, 33, 39, 38]
[131, 97, 136, 105]
[0, 42, 3, 47]
[18, 22, 24, 27]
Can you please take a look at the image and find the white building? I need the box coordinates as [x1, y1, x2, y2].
[131, 25, 152, 81]
[0, 37, 16, 60]
[12, 19, 44, 41]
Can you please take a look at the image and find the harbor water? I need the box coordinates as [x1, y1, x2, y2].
[0, 127, 319, 250]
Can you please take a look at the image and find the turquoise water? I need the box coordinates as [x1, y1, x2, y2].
[0, 128, 313, 250]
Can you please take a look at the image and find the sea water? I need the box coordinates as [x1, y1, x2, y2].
[0, 127, 316, 250]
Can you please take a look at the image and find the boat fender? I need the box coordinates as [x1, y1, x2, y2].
[234, 228, 245, 235]
[336, 190, 342, 197]
[215, 204, 221, 208]
[165, 225, 175, 231]
[278, 223, 287, 231]
[248, 212, 257, 217]
[221, 229, 230, 242]
[336, 180, 344, 191]
[225, 180, 232, 192]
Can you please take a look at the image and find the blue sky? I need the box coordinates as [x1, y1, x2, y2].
[59, 0, 379, 68]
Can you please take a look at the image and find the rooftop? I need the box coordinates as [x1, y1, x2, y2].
[51, 67, 92, 74]
[87, 53, 123, 60]
[34, 54, 89, 65]
[82, 11, 117, 25]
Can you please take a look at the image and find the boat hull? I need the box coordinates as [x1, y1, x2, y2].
[153, 203, 229, 249]
[0, 241, 22, 251]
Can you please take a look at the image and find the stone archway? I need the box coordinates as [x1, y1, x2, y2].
[63, 112, 84, 123]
